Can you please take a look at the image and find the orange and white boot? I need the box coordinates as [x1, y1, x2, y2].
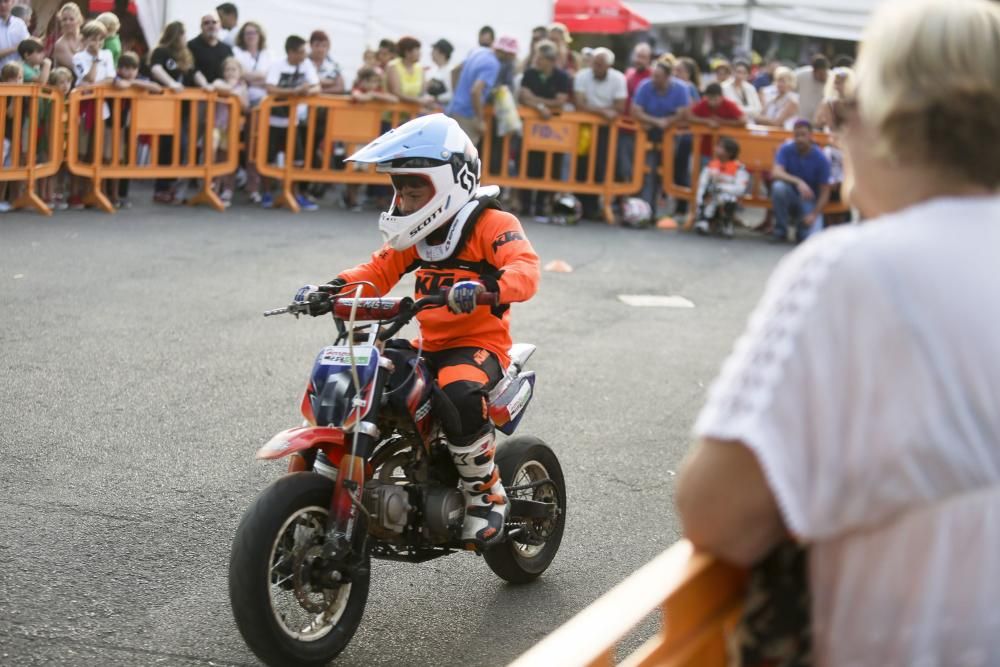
[448, 427, 508, 549]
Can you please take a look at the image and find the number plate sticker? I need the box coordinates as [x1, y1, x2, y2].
[319, 345, 373, 366]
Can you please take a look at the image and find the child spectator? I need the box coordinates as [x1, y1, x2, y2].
[17, 38, 51, 84]
[96, 12, 122, 66]
[693, 136, 749, 239]
[108, 51, 161, 208]
[262, 34, 320, 210]
[49, 67, 74, 92]
[351, 65, 398, 103]
[70, 21, 115, 209]
[41, 67, 74, 210]
[212, 56, 248, 205]
[1, 62, 23, 212]
[72, 21, 114, 86]
[346, 66, 398, 210]
[113, 51, 160, 93]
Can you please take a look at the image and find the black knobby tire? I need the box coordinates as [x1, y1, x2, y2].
[484, 436, 566, 584]
[229, 472, 370, 667]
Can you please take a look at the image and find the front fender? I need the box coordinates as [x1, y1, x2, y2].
[256, 426, 347, 462]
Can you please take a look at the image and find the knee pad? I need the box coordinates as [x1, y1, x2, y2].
[432, 382, 489, 441]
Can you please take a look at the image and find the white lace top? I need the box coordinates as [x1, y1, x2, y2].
[695, 195, 1000, 666]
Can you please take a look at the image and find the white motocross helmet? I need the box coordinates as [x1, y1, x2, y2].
[346, 114, 481, 250]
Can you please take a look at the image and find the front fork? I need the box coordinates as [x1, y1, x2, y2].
[322, 356, 394, 565]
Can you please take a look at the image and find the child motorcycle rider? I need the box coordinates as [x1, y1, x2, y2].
[294, 114, 540, 549]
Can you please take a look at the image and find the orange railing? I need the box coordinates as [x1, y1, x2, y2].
[66, 86, 242, 212]
[480, 109, 649, 223]
[511, 540, 747, 667]
[659, 124, 849, 229]
[5, 91, 855, 228]
[0, 84, 64, 215]
[254, 96, 422, 212]
[253, 99, 648, 220]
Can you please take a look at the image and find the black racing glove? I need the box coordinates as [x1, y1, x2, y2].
[326, 276, 348, 295]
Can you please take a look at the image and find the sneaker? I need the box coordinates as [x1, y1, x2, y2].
[721, 220, 734, 239]
[296, 194, 318, 212]
[694, 219, 711, 236]
[52, 199, 68, 211]
[533, 214, 550, 224]
[114, 199, 132, 209]
[260, 193, 274, 209]
[68, 195, 85, 210]
[234, 168, 247, 190]
[0, 201, 11, 213]
[248, 191, 262, 204]
[220, 188, 233, 203]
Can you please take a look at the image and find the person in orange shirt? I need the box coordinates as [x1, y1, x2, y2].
[693, 136, 749, 239]
[295, 113, 540, 548]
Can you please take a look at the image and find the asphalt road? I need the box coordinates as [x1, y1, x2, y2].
[0, 196, 787, 666]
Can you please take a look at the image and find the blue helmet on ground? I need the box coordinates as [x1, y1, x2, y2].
[346, 114, 481, 250]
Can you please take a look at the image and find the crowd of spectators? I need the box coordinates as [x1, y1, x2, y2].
[0, 0, 855, 236]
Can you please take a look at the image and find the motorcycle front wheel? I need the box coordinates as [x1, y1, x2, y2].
[484, 435, 566, 584]
[229, 472, 370, 667]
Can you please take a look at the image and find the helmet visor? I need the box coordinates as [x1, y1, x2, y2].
[390, 173, 433, 191]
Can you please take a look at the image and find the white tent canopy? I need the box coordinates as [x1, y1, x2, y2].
[629, 0, 885, 42]
[136, 0, 554, 86]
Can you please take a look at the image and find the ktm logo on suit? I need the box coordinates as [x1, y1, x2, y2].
[415, 271, 456, 295]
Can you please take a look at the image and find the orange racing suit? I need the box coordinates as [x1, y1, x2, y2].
[336, 203, 540, 440]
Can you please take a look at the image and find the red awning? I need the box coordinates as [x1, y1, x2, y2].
[87, 1, 138, 14]
[553, 0, 651, 34]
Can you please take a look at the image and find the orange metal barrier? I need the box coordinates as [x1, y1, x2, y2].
[66, 85, 242, 212]
[510, 540, 747, 667]
[254, 96, 421, 212]
[658, 124, 849, 229]
[254, 98, 647, 219]
[480, 108, 649, 223]
[0, 84, 64, 215]
[245, 106, 259, 166]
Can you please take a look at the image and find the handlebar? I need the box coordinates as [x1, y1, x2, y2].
[374, 291, 498, 341]
[263, 288, 499, 335]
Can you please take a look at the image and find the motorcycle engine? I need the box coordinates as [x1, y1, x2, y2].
[363, 481, 412, 538]
[422, 486, 465, 544]
[362, 480, 464, 544]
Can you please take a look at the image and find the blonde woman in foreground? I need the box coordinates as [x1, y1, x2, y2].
[676, 0, 1000, 664]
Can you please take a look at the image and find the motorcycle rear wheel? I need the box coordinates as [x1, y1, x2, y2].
[229, 472, 370, 667]
[484, 435, 566, 584]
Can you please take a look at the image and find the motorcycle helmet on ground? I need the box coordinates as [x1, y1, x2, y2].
[619, 196, 653, 227]
[346, 113, 481, 250]
[550, 193, 582, 225]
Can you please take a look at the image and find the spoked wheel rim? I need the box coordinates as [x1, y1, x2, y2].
[508, 460, 560, 559]
[267, 505, 351, 642]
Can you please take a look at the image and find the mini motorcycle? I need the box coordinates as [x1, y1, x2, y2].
[228, 284, 566, 666]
